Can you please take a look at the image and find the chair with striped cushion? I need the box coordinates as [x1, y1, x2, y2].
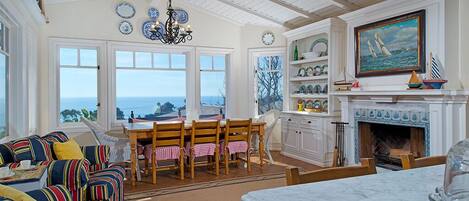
[223, 119, 253, 174]
[186, 120, 221, 179]
[26, 184, 73, 201]
[144, 121, 185, 184]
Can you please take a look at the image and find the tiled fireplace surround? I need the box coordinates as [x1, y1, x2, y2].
[333, 90, 469, 165]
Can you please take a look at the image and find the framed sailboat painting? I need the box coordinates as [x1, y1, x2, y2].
[354, 10, 426, 77]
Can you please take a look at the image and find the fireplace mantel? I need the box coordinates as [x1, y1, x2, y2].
[331, 90, 469, 103]
[333, 90, 469, 165]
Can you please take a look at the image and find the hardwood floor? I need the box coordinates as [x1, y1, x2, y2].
[124, 151, 322, 196]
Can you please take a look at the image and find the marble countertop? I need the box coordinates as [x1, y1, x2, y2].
[241, 165, 444, 201]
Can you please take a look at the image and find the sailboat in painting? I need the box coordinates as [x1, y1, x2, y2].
[367, 40, 377, 58]
[374, 33, 392, 57]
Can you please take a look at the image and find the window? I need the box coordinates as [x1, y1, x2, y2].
[115, 51, 187, 121]
[0, 21, 8, 138]
[199, 55, 226, 119]
[59, 47, 99, 123]
[255, 55, 283, 115]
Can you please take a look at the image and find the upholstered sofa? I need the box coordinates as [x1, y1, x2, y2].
[0, 131, 125, 201]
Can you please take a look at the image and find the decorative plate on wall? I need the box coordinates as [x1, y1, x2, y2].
[119, 20, 133, 35]
[142, 20, 165, 40]
[116, 2, 136, 19]
[172, 9, 189, 24]
[262, 32, 275, 46]
[148, 7, 159, 19]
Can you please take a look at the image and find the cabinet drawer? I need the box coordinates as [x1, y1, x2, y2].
[298, 117, 321, 130]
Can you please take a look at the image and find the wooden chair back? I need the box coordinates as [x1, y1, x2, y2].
[152, 121, 185, 147]
[400, 154, 446, 170]
[286, 158, 377, 186]
[225, 119, 252, 142]
[191, 120, 220, 146]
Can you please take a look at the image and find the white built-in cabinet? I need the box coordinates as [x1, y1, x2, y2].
[281, 18, 346, 167]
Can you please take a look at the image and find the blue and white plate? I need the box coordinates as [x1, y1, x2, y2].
[148, 7, 159, 19]
[172, 9, 189, 24]
[119, 20, 133, 35]
[142, 20, 165, 40]
[116, 2, 135, 19]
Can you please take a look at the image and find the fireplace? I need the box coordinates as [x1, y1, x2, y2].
[358, 122, 426, 170]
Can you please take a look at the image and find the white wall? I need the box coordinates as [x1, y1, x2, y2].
[38, 0, 287, 137]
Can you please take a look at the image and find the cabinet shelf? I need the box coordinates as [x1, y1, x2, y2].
[290, 56, 328, 65]
[290, 94, 328, 99]
[290, 75, 328, 82]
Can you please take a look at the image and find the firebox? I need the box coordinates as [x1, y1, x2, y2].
[357, 122, 426, 170]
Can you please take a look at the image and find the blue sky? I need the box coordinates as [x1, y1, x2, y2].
[59, 48, 225, 98]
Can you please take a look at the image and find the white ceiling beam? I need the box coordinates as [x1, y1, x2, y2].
[217, 0, 293, 28]
[269, 0, 324, 21]
[325, 0, 361, 11]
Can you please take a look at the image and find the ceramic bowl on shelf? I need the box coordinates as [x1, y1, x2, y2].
[302, 52, 319, 59]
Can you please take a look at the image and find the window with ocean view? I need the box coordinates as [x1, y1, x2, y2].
[115, 51, 187, 121]
[59, 47, 98, 123]
[0, 21, 8, 138]
[200, 55, 226, 120]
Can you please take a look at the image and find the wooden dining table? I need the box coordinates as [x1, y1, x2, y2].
[123, 120, 266, 186]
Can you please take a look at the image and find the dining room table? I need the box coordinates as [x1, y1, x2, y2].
[123, 120, 267, 186]
[241, 165, 445, 201]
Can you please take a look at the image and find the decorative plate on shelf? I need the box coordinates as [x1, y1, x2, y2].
[322, 100, 328, 112]
[305, 100, 314, 108]
[322, 84, 328, 94]
[307, 85, 314, 94]
[312, 100, 322, 109]
[262, 32, 275, 46]
[313, 84, 322, 94]
[142, 20, 165, 40]
[310, 38, 328, 57]
[172, 9, 189, 24]
[298, 85, 306, 94]
[313, 65, 322, 76]
[119, 20, 133, 35]
[148, 7, 159, 19]
[321, 64, 328, 75]
[116, 2, 135, 19]
[297, 68, 307, 77]
[306, 66, 314, 77]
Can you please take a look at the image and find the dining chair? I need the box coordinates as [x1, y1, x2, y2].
[253, 110, 280, 164]
[144, 121, 185, 184]
[285, 158, 377, 186]
[400, 154, 446, 170]
[223, 118, 252, 174]
[187, 120, 221, 179]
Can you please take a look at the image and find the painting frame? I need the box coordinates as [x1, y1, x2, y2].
[354, 10, 426, 78]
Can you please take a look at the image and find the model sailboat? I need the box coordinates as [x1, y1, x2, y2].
[334, 69, 355, 91]
[374, 33, 392, 57]
[422, 52, 447, 89]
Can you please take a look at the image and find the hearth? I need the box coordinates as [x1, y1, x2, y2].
[358, 122, 425, 170]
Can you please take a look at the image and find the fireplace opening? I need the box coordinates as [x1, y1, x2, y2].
[358, 122, 425, 170]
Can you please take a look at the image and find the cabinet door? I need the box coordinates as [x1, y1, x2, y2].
[299, 129, 322, 157]
[282, 117, 298, 150]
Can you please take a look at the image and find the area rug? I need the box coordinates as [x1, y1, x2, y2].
[124, 173, 285, 200]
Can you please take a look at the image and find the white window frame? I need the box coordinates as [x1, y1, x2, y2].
[48, 38, 107, 132]
[248, 47, 286, 116]
[195, 47, 233, 119]
[0, 16, 9, 140]
[108, 42, 196, 128]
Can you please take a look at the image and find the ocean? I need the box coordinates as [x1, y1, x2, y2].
[60, 96, 224, 120]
